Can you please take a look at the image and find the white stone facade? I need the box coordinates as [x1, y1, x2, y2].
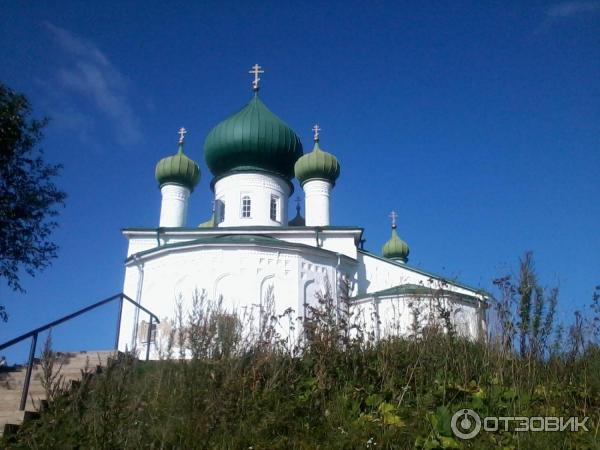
[213, 172, 290, 227]
[117, 228, 488, 359]
[159, 184, 190, 227]
[303, 179, 332, 226]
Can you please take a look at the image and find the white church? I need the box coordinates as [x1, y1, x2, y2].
[117, 65, 488, 357]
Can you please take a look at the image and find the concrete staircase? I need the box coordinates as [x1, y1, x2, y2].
[0, 350, 114, 437]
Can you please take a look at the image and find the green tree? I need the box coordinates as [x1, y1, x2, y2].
[0, 83, 66, 304]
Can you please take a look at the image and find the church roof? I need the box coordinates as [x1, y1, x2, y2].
[204, 95, 303, 180]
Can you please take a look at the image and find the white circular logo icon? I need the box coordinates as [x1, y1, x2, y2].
[451, 409, 481, 439]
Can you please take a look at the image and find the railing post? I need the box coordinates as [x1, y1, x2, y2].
[20, 332, 38, 411]
[145, 315, 153, 361]
[114, 295, 124, 350]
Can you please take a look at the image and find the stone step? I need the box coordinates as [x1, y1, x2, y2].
[0, 411, 25, 424]
[0, 350, 117, 437]
[4, 369, 95, 379]
[0, 411, 25, 419]
[5, 370, 92, 378]
[3, 370, 98, 384]
[0, 392, 49, 403]
[0, 386, 47, 394]
[0, 402, 41, 415]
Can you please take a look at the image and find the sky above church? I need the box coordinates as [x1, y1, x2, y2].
[1, 1, 599, 360]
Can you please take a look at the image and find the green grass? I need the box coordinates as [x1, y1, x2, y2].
[3, 334, 599, 449]
[4, 260, 600, 449]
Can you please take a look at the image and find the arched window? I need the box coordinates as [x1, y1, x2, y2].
[241, 196, 251, 218]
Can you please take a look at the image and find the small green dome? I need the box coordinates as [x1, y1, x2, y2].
[294, 139, 340, 186]
[155, 143, 200, 191]
[382, 226, 409, 263]
[204, 96, 303, 179]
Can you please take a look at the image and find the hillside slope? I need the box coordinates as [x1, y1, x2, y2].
[2, 335, 598, 449]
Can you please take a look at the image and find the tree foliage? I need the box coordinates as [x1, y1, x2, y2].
[0, 83, 66, 295]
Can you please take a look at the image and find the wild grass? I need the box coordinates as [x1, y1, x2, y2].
[3, 254, 599, 449]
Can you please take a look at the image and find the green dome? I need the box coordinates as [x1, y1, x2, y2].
[382, 227, 409, 263]
[204, 96, 303, 179]
[294, 139, 340, 186]
[155, 143, 200, 191]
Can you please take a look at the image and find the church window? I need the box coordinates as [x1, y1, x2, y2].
[241, 196, 251, 218]
[270, 195, 279, 221]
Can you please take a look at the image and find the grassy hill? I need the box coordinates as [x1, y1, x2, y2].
[3, 328, 599, 448]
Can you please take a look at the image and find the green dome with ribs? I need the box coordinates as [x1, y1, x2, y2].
[294, 139, 340, 186]
[204, 96, 303, 179]
[382, 227, 410, 263]
[155, 143, 200, 191]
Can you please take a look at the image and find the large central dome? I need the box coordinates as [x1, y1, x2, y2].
[204, 96, 303, 179]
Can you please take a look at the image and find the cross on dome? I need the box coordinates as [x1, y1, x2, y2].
[249, 63, 264, 92]
[178, 127, 187, 144]
[389, 210, 398, 229]
[312, 124, 321, 141]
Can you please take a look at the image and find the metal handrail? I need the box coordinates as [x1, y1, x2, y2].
[0, 293, 159, 410]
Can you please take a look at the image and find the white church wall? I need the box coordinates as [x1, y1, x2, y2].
[118, 235, 486, 357]
[118, 263, 146, 352]
[280, 231, 358, 260]
[118, 243, 350, 358]
[320, 233, 358, 260]
[124, 228, 361, 260]
[126, 237, 159, 258]
[353, 251, 487, 341]
[159, 183, 190, 227]
[213, 172, 290, 227]
[303, 179, 332, 226]
[350, 294, 483, 341]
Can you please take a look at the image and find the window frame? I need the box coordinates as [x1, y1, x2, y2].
[241, 195, 252, 219]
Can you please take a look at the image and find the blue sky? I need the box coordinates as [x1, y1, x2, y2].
[1, 1, 599, 361]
